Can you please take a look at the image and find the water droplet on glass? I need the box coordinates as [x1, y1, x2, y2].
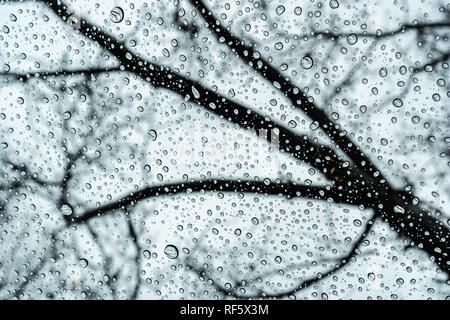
[294, 7, 302, 15]
[63, 111, 72, 120]
[353, 219, 362, 227]
[309, 121, 319, 130]
[191, 86, 200, 99]
[301, 56, 314, 69]
[164, 245, 179, 259]
[79, 258, 88, 268]
[346, 34, 358, 45]
[61, 204, 73, 216]
[148, 129, 157, 141]
[379, 67, 388, 78]
[110, 6, 124, 23]
[329, 0, 340, 9]
[143, 250, 151, 259]
[392, 98, 403, 108]
[276, 5, 285, 15]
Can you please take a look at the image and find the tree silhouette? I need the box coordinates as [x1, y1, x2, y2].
[0, 0, 449, 299]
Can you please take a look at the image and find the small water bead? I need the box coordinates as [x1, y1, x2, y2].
[79, 258, 88, 268]
[346, 34, 358, 45]
[110, 6, 124, 23]
[379, 67, 388, 78]
[399, 65, 407, 75]
[329, 0, 340, 9]
[294, 7, 302, 15]
[143, 250, 151, 259]
[368, 273, 376, 281]
[288, 120, 297, 128]
[353, 219, 362, 227]
[300, 56, 314, 69]
[432, 93, 441, 102]
[164, 245, 179, 259]
[191, 86, 200, 99]
[309, 121, 319, 130]
[392, 98, 403, 108]
[274, 42, 284, 50]
[61, 204, 73, 216]
[148, 129, 157, 141]
[63, 111, 71, 120]
[276, 5, 285, 15]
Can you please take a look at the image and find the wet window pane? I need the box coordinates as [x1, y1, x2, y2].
[0, 0, 449, 300]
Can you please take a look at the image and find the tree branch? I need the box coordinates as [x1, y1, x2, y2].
[73, 179, 342, 224]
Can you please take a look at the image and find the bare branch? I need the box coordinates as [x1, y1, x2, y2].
[73, 179, 342, 224]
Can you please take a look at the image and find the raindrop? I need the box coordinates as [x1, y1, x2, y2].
[164, 245, 179, 259]
[274, 42, 284, 50]
[368, 272, 376, 281]
[63, 111, 72, 120]
[61, 204, 72, 216]
[353, 219, 362, 227]
[148, 129, 157, 141]
[329, 0, 340, 9]
[191, 86, 200, 99]
[379, 67, 388, 78]
[79, 258, 88, 268]
[411, 116, 420, 124]
[143, 250, 151, 259]
[392, 98, 403, 108]
[309, 121, 319, 130]
[346, 34, 358, 45]
[300, 56, 314, 69]
[288, 120, 297, 128]
[276, 5, 285, 15]
[294, 7, 302, 15]
[110, 6, 124, 23]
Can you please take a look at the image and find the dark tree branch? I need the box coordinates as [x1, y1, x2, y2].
[73, 179, 342, 224]
[189, 0, 387, 184]
[7, 0, 447, 277]
[189, 0, 450, 275]
[1, 67, 122, 83]
[302, 21, 450, 40]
